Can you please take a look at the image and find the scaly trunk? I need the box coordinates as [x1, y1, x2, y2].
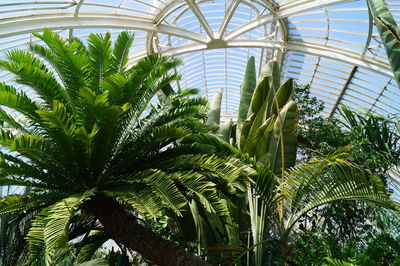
[82, 195, 210, 266]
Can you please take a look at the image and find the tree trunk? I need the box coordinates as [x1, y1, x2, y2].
[82, 195, 210, 266]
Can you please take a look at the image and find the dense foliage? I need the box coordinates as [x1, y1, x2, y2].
[291, 83, 400, 265]
[0, 27, 399, 266]
[0, 29, 250, 266]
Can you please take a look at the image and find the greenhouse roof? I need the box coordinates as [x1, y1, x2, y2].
[0, 0, 399, 119]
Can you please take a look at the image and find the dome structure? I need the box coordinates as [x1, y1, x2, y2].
[0, 0, 399, 120]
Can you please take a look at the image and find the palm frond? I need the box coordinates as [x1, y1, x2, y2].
[36, 100, 77, 150]
[0, 107, 30, 133]
[26, 193, 95, 264]
[43, 197, 79, 257]
[118, 189, 165, 219]
[0, 49, 67, 109]
[0, 82, 41, 124]
[31, 29, 89, 102]
[87, 32, 112, 92]
[0, 193, 61, 215]
[143, 170, 188, 216]
[77, 87, 110, 128]
[75, 231, 109, 263]
[282, 151, 398, 232]
[110, 31, 135, 73]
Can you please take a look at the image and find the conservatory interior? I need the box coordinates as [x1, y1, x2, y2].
[0, 0, 399, 265]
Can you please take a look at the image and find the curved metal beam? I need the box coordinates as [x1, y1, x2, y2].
[286, 41, 392, 77]
[224, 0, 355, 41]
[159, 38, 392, 78]
[69, 0, 85, 39]
[218, 0, 241, 39]
[0, 14, 208, 43]
[185, 0, 214, 39]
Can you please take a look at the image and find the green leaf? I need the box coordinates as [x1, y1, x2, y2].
[207, 88, 223, 126]
[236, 56, 256, 145]
[0, 193, 61, 215]
[143, 170, 188, 216]
[31, 29, 89, 100]
[258, 100, 298, 173]
[322, 258, 356, 266]
[367, 0, 400, 88]
[0, 108, 29, 133]
[111, 31, 135, 73]
[43, 197, 79, 254]
[76, 259, 109, 266]
[282, 152, 398, 233]
[219, 118, 233, 142]
[0, 49, 68, 109]
[26, 193, 94, 263]
[87, 32, 112, 92]
[0, 82, 41, 123]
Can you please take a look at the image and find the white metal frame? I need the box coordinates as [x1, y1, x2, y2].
[0, 0, 397, 118]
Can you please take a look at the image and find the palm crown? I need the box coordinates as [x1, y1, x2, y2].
[0, 29, 244, 265]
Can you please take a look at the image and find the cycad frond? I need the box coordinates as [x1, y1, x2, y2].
[26, 193, 94, 264]
[143, 170, 188, 216]
[0, 49, 67, 109]
[87, 32, 112, 92]
[118, 189, 165, 219]
[75, 231, 109, 263]
[110, 31, 134, 73]
[0, 193, 60, 215]
[0, 82, 41, 124]
[43, 197, 79, 256]
[77, 87, 110, 128]
[0, 108, 30, 133]
[31, 29, 89, 101]
[36, 100, 77, 148]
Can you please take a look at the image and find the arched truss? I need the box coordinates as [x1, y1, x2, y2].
[0, 0, 399, 119]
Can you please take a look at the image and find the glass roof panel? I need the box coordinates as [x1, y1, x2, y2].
[0, 0, 399, 119]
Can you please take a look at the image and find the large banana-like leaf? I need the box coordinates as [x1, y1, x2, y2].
[236, 56, 256, 145]
[367, 0, 400, 88]
[239, 62, 272, 152]
[207, 88, 223, 126]
[219, 118, 233, 143]
[239, 60, 297, 174]
[258, 100, 298, 173]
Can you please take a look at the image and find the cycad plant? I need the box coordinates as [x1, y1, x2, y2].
[203, 57, 398, 265]
[0, 29, 245, 266]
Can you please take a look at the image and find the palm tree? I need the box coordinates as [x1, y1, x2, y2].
[0, 29, 245, 265]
